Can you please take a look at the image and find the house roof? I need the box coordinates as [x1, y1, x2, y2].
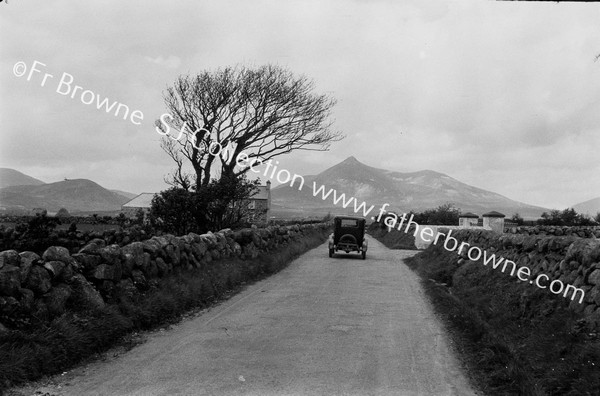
[251, 185, 270, 200]
[460, 212, 479, 218]
[482, 211, 505, 218]
[121, 184, 270, 208]
[122, 193, 156, 209]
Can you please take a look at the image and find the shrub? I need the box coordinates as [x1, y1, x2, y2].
[150, 175, 259, 235]
[511, 212, 524, 226]
[411, 203, 461, 225]
[55, 208, 71, 219]
[538, 208, 595, 226]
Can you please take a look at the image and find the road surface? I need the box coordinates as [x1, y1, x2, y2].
[23, 237, 476, 395]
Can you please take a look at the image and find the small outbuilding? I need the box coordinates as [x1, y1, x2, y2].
[246, 181, 271, 223]
[482, 211, 505, 233]
[459, 212, 479, 227]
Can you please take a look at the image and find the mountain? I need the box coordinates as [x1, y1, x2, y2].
[573, 197, 600, 216]
[110, 189, 137, 200]
[0, 168, 45, 188]
[0, 179, 131, 213]
[271, 156, 548, 219]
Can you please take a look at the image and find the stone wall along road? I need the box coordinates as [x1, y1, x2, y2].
[17, 237, 476, 396]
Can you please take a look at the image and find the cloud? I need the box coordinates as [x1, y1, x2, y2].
[144, 55, 182, 69]
[1, 0, 599, 208]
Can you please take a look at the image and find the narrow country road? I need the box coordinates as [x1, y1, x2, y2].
[29, 237, 476, 396]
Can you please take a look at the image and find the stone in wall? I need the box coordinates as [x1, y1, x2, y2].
[72, 253, 102, 272]
[141, 238, 161, 256]
[44, 261, 66, 280]
[98, 245, 121, 265]
[79, 239, 107, 255]
[165, 245, 180, 267]
[155, 258, 169, 277]
[92, 264, 116, 281]
[42, 246, 71, 263]
[0, 250, 19, 269]
[131, 270, 147, 290]
[26, 265, 52, 295]
[70, 274, 105, 311]
[0, 265, 21, 297]
[191, 241, 207, 261]
[18, 251, 39, 282]
[44, 284, 72, 316]
[589, 269, 600, 286]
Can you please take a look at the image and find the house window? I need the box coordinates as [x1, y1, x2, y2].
[340, 219, 359, 227]
[248, 200, 256, 210]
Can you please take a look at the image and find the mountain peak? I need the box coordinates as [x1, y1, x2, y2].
[341, 156, 360, 164]
[0, 168, 45, 189]
[0, 173, 132, 214]
[271, 156, 548, 219]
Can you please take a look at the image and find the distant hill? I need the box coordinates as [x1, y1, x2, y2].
[271, 156, 548, 219]
[573, 197, 600, 216]
[110, 189, 137, 200]
[0, 179, 131, 213]
[0, 168, 45, 188]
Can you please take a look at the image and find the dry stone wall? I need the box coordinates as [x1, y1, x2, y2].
[438, 228, 600, 326]
[0, 223, 330, 329]
[0, 224, 153, 254]
[505, 225, 600, 238]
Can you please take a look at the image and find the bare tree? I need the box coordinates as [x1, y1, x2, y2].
[156, 64, 343, 190]
[160, 138, 193, 191]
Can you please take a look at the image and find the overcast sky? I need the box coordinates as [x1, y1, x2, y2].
[1, 0, 599, 209]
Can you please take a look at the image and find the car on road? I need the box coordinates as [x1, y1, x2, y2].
[328, 216, 368, 259]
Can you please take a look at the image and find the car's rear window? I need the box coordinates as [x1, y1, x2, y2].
[340, 219, 358, 227]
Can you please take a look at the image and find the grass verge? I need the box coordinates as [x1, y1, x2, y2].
[366, 222, 417, 250]
[404, 247, 600, 396]
[0, 227, 330, 393]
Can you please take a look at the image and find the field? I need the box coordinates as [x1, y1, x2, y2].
[0, 222, 120, 232]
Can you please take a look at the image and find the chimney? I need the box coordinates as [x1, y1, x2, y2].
[266, 180, 271, 221]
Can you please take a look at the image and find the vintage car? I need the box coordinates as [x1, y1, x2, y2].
[328, 216, 368, 259]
